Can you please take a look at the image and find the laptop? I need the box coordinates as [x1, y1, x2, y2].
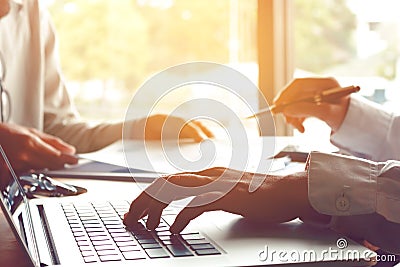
[0, 146, 374, 266]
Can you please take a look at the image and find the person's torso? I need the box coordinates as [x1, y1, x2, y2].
[0, 0, 44, 129]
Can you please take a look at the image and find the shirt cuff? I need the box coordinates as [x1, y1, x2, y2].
[307, 151, 378, 216]
[331, 95, 392, 160]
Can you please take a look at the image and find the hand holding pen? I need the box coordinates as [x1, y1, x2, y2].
[252, 78, 360, 133]
[247, 85, 360, 118]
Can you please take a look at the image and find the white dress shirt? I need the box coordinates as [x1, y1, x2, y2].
[0, 0, 123, 152]
[307, 95, 400, 253]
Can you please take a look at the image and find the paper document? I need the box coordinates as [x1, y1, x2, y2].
[45, 136, 338, 181]
[44, 158, 160, 182]
[79, 137, 289, 174]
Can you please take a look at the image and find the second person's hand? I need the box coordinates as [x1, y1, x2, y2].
[274, 77, 350, 133]
[129, 114, 214, 142]
[0, 123, 78, 173]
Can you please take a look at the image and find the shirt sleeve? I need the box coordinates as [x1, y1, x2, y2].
[331, 95, 400, 161]
[307, 151, 400, 253]
[40, 7, 122, 153]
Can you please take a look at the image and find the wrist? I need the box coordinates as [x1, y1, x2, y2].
[291, 171, 332, 225]
[322, 96, 351, 132]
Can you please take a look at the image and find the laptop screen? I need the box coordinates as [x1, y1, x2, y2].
[0, 146, 40, 266]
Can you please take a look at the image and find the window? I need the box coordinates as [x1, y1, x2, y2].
[45, 0, 258, 132]
[292, 0, 400, 141]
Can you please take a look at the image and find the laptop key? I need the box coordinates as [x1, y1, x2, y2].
[115, 208, 129, 213]
[184, 239, 208, 245]
[95, 245, 117, 251]
[162, 239, 182, 246]
[166, 245, 193, 257]
[66, 215, 79, 220]
[108, 228, 127, 233]
[110, 232, 131, 238]
[190, 244, 215, 250]
[75, 236, 89, 242]
[92, 240, 114, 246]
[82, 220, 101, 225]
[80, 246, 94, 252]
[87, 231, 107, 237]
[179, 229, 199, 235]
[158, 235, 173, 240]
[94, 207, 113, 211]
[133, 233, 153, 239]
[90, 236, 110, 241]
[71, 226, 84, 231]
[137, 238, 157, 244]
[103, 220, 123, 225]
[155, 230, 173, 236]
[97, 211, 115, 215]
[99, 255, 122, 262]
[83, 255, 98, 263]
[85, 228, 105, 233]
[158, 235, 182, 245]
[80, 216, 98, 221]
[155, 225, 169, 232]
[77, 240, 91, 246]
[113, 236, 134, 242]
[73, 231, 85, 237]
[127, 222, 147, 231]
[83, 223, 103, 228]
[119, 246, 140, 252]
[76, 207, 93, 211]
[81, 250, 96, 257]
[122, 251, 147, 260]
[97, 249, 119, 256]
[116, 241, 138, 247]
[98, 213, 116, 218]
[181, 233, 204, 240]
[78, 213, 97, 218]
[144, 248, 170, 259]
[195, 248, 221, 256]
[141, 243, 162, 249]
[105, 224, 125, 229]
[101, 217, 121, 221]
[68, 222, 80, 228]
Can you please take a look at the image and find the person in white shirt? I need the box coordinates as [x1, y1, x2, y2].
[124, 77, 400, 255]
[0, 0, 212, 173]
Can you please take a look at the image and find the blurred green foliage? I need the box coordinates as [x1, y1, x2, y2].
[294, 0, 356, 73]
[49, 0, 257, 92]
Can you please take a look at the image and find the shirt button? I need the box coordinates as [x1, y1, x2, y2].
[336, 196, 350, 211]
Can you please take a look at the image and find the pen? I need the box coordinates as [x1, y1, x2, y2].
[246, 85, 360, 119]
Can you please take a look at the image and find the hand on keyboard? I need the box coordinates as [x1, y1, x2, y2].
[123, 168, 329, 233]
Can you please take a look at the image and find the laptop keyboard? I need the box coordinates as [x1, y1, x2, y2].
[61, 201, 221, 263]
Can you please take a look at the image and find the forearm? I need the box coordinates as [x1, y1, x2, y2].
[331, 95, 400, 161]
[44, 118, 123, 153]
